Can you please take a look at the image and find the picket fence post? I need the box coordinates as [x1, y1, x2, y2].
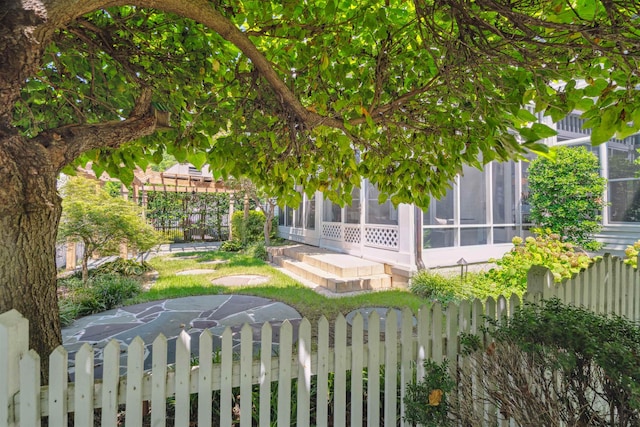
[526, 265, 554, 302]
[0, 310, 29, 427]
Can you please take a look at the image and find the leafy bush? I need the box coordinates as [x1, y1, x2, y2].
[219, 240, 244, 252]
[409, 271, 460, 304]
[457, 299, 640, 426]
[410, 231, 595, 303]
[624, 240, 640, 268]
[58, 273, 141, 324]
[528, 146, 606, 251]
[231, 210, 266, 244]
[460, 272, 517, 301]
[88, 274, 141, 309]
[487, 231, 592, 291]
[404, 360, 455, 426]
[58, 298, 83, 327]
[244, 242, 268, 260]
[95, 258, 152, 276]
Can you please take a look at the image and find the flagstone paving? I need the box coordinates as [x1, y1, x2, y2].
[62, 294, 302, 378]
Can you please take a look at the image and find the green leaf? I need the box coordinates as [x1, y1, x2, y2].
[188, 151, 207, 169]
[531, 123, 558, 138]
[517, 109, 538, 122]
[590, 125, 615, 144]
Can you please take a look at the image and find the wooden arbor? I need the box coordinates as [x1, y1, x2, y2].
[64, 164, 235, 269]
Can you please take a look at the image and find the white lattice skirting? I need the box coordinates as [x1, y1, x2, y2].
[344, 226, 361, 244]
[364, 226, 399, 249]
[322, 223, 342, 240]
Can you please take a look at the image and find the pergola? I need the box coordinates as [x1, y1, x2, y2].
[65, 163, 237, 270]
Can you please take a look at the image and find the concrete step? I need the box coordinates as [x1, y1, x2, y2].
[269, 245, 392, 293]
[278, 245, 385, 278]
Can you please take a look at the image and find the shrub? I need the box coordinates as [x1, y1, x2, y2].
[58, 298, 83, 327]
[528, 146, 606, 251]
[486, 231, 592, 291]
[220, 240, 244, 252]
[88, 274, 141, 310]
[58, 273, 141, 323]
[231, 210, 266, 244]
[460, 272, 517, 301]
[404, 360, 455, 426]
[95, 258, 152, 276]
[456, 299, 640, 426]
[624, 240, 640, 268]
[409, 271, 460, 304]
[244, 242, 268, 260]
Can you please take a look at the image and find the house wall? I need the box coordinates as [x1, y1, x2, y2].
[278, 189, 416, 270]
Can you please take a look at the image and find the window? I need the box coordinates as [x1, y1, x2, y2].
[278, 206, 285, 226]
[492, 161, 516, 224]
[295, 198, 303, 228]
[459, 164, 487, 225]
[607, 135, 640, 222]
[285, 205, 293, 226]
[424, 187, 454, 226]
[423, 159, 524, 250]
[345, 187, 361, 224]
[305, 194, 316, 229]
[323, 198, 342, 222]
[365, 181, 398, 225]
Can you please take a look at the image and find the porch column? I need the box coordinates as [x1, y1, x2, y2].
[65, 238, 77, 271]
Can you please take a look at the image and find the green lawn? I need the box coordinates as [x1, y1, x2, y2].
[130, 250, 427, 325]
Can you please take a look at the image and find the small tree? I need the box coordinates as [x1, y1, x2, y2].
[228, 178, 278, 245]
[528, 146, 606, 251]
[59, 177, 164, 284]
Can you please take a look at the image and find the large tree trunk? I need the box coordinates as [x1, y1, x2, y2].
[0, 131, 63, 378]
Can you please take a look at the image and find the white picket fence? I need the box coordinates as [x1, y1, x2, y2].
[1, 253, 639, 427]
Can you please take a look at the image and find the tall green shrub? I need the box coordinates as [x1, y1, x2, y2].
[231, 210, 266, 244]
[528, 146, 606, 251]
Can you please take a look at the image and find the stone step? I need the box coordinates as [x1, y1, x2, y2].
[271, 251, 392, 293]
[278, 245, 386, 278]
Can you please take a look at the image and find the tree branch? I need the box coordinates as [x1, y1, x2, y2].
[38, 87, 155, 170]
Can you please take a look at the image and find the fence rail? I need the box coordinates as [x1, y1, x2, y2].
[154, 224, 230, 243]
[1, 254, 639, 426]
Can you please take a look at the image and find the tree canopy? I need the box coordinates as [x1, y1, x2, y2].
[8, 1, 640, 207]
[2, 0, 640, 369]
